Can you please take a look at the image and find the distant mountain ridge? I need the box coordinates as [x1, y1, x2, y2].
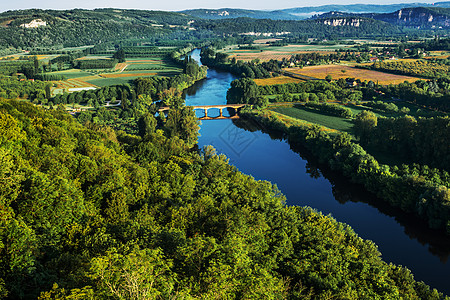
[281, 2, 450, 17]
[313, 7, 450, 27]
[181, 2, 450, 20]
[178, 8, 299, 20]
[375, 7, 450, 27]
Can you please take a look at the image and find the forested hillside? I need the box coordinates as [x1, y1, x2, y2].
[194, 17, 401, 37]
[0, 8, 406, 51]
[0, 100, 446, 299]
[0, 9, 196, 49]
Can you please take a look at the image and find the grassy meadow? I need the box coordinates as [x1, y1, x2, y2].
[270, 105, 354, 133]
[253, 76, 304, 85]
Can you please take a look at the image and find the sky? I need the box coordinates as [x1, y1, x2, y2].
[0, 0, 438, 12]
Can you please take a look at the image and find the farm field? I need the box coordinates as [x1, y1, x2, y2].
[253, 38, 282, 44]
[0, 55, 20, 60]
[86, 76, 147, 87]
[114, 62, 128, 71]
[124, 57, 181, 71]
[285, 65, 421, 85]
[76, 55, 111, 60]
[253, 76, 304, 85]
[270, 105, 354, 133]
[98, 72, 156, 78]
[51, 77, 99, 95]
[47, 55, 182, 92]
[125, 64, 181, 71]
[220, 43, 355, 62]
[46, 69, 94, 79]
[424, 50, 450, 59]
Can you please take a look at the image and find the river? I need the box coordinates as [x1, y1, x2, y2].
[184, 49, 450, 294]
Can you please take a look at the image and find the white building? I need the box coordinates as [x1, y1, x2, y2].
[20, 19, 47, 28]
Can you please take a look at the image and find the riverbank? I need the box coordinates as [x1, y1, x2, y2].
[240, 108, 450, 235]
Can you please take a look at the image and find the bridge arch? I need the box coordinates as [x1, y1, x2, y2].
[158, 104, 248, 120]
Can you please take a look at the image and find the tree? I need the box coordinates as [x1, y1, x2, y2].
[226, 78, 259, 104]
[138, 112, 157, 138]
[183, 56, 204, 80]
[160, 88, 183, 108]
[33, 56, 39, 75]
[309, 93, 319, 103]
[253, 96, 269, 109]
[90, 248, 177, 300]
[336, 78, 347, 88]
[45, 84, 52, 99]
[354, 110, 377, 145]
[165, 106, 200, 147]
[112, 49, 125, 63]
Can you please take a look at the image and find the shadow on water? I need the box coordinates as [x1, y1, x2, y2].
[232, 117, 450, 263]
[183, 77, 208, 97]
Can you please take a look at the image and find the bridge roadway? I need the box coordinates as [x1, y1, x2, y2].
[158, 104, 247, 119]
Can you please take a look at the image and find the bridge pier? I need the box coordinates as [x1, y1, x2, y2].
[204, 108, 208, 118]
[219, 108, 223, 117]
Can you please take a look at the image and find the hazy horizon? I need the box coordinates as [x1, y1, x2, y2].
[0, 0, 440, 13]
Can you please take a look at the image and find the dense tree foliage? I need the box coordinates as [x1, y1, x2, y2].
[370, 60, 450, 79]
[284, 51, 365, 68]
[76, 59, 117, 70]
[120, 46, 173, 57]
[0, 9, 198, 49]
[0, 75, 46, 100]
[227, 78, 261, 104]
[73, 57, 206, 133]
[364, 115, 450, 171]
[418, 37, 450, 51]
[201, 48, 278, 78]
[382, 79, 450, 112]
[0, 59, 36, 78]
[364, 100, 403, 113]
[230, 77, 364, 105]
[33, 74, 65, 81]
[304, 102, 354, 118]
[0, 99, 447, 299]
[112, 49, 125, 63]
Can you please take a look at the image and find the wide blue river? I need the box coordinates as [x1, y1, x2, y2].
[184, 49, 450, 294]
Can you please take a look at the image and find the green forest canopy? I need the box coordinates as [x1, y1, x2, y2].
[0, 99, 447, 299]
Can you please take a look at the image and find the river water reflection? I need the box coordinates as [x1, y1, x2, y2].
[185, 49, 450, 294]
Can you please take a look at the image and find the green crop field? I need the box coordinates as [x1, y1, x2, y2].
[124, 56, 181, 71]
[77, 55, 112, 60]
[86, 77, 137, 87]
[86, 75, 162, 87]
[270, 106, 354, 133]
[126, 57, 165, 61]
[125, 64, 180, 71]
[122, 70, 181, 75]
[46, 69, 94, 79]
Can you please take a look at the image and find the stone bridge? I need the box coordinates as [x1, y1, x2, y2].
[158, 104, 248, 119]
